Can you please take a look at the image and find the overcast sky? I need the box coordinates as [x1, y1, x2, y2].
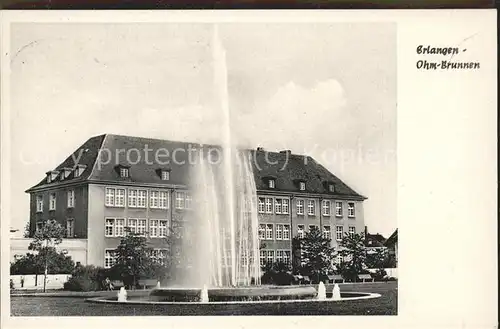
[10, 22, 396, 237]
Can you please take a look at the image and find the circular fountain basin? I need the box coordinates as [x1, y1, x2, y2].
[149, 285, 317, 302]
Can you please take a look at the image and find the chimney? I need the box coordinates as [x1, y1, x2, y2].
[280, 150, 292, 156]
[256, 147, 264, 151]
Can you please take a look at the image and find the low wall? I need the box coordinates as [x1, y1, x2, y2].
[10, 274, 71, 290]
[366, 268, 398, 278]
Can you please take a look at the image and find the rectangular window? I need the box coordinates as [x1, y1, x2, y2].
[283, 225, 290, 240]
[322, 200, 331, 216]
[137, 219, 147, 236]
[137, 190, 147, 208]
[185, 193, 192, 209]
[115, 218, 125, 237]
[258, 224, 266, 240]
[329, 184, 335, 193]
[36, 221, 44, 232]
[150, 219, 158, 237]
[67, 190, 75, 208]
[150, 191, 159, 208]
[159, 191, 169, 209]
[36, 195, 43, 212]
[158, 220, 168, 238]
[106, 188, 125, 207]
[151, 249, 167, 265]
[307, 200, 315, 216]
[336, 226, 343, 241]
[335, 202, 343, 217]
[49, 193, 56, 211]
[309, 225, 318, 232]
[284, 250, 291, 265]
[276, 250, 284, 263]
[105, 188, 115, 206]
[296, 199, 304, 215]
[120, 168, 129, 178]
[176, 191, 185, 209]
[275, 199, 282, 214]
[299, 182, 306, 191]
[66, 219, 74, 237]
[276, 224, 283, 240]
[349, 226, 356, 236]
[297, 225, 305, 239]
[128, 189, 138, 207]
[282, 199, 289, 214]
[268, 179, 275, 189]
[105, 218, 114, 237]
[323, 226, 331, 239]
[259, 250, 267, 266]
[104, 249, 116, 268]
[265, 198, 273, 214]
[128, 218, 138, 234]
[258, 198, 265, 213]
[336, 254, 343, 265]
[161, 170, 170, 181]
[348, 202, 355, 218]
[266, 250, 274, 264]
[265, 224, 274, 240]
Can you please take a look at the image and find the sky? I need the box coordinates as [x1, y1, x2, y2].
[9, 22, 396, 237]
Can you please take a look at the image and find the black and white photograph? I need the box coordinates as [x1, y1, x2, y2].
[0, 9, 496, 328]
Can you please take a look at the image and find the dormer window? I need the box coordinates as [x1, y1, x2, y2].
[161, 170, 170, 181]
[115, 165, 130, 178]
[60, 167, 72, 180]
[120, 167, 129, 178]
[46, 171, 60, 183]
[74, 165, 86, 178]
[299, 182, 306, 191]
[328, 184, 335, 193]
[268, 179, 275, 189]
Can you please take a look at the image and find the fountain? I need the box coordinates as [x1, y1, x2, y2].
[117, 287, 127, 302]
[317, 282, 327, 300]
[331, 283, 341, 301]
[85, 24, 382, 313]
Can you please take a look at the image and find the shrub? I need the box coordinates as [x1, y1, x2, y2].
[372, 269, 387, 282]
[261, 262, 294, 285]
[10, 279, 14, 290]
[63, 265, 108, 291]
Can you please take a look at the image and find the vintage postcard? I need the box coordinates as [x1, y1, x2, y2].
[0, 9, 497, 329]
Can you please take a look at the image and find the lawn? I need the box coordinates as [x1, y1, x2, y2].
[10, 281, 397, 316]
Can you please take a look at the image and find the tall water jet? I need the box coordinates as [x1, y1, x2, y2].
[169, 24, 261, 288]
[317, 282, 326, 300]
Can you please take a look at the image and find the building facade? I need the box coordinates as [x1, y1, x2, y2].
[25, 134, 366, 270]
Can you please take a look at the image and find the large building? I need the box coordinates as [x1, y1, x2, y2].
[25, 134, 366, 270]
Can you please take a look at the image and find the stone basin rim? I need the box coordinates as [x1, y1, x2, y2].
[86, 292, 381, 305]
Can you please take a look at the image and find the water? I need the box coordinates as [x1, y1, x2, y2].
[200, 285, 209, 303]
[167, 25, 261, 288]
[317, 282, 327, 300]
[117, 287, 127, 302]
[331, 283, 341, 301]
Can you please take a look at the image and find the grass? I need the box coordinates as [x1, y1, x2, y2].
[10, 282, 397, 316]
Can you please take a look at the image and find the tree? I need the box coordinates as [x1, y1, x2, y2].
[338, 232, 367, 282]
[23, 222, 31, 238]
[112, 229, 154, 289]
[10, 249, 74, 275]
[294, 226, 335, 283]
[28, 220, 66, 292]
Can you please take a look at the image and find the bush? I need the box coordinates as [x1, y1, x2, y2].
[10, 279, 14, 290]
[371, 269, 387, 282]
[63, 265, 108, 291]
[261, 262, 295, 285]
